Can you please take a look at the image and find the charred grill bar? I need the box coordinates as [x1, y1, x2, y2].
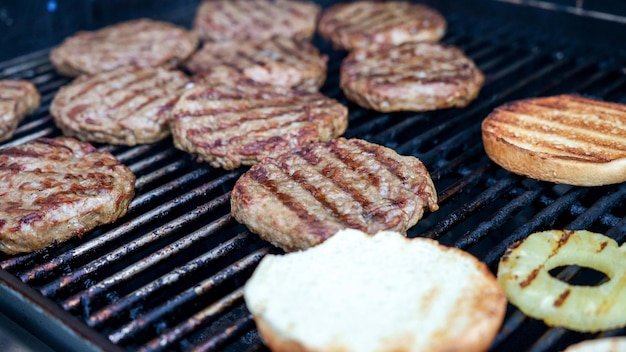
[1, 0, 626, 351]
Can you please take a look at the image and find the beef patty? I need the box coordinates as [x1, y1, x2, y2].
[50, 19, 198, 77]
[0, 137, 135, 255]
[186, 37, 327, 92]
[193, 0, 320, 42]
[318, 1, 446, 50]
[50, 66, 191, 145]
[170, 82, 348, 170]
[341, 42, 484, 112]
[0, 80, 41, 142]
[230, 138, 439, 252]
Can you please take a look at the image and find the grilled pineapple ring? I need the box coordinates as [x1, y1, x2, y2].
[497, 230, 626, 332]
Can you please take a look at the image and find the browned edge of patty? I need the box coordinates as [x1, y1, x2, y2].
[193, 0, 321, 41]
[340, 42, 484, 112]
[170, 81, 348, 170]
[0, 137, 135, 254]
[50, 18, 199, 77]
[0, 80, 41, 142]
[230, 138, 439, 252]
[318, 1, 446, 50]
[185, 37, 328, 91]
[50, 66, 191, 145]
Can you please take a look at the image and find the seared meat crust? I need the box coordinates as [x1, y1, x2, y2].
[0, 137, 135, 255]
[0, 80, 41, 142]
[50, 66, 191, 145]
[186, 37, 327, 92]
[318, 1, 446, 50]
[50, 19, 198, 77]
[193, 0, 320, 41]
[341, 42, 484, 112]
[170, 83, 348, 170]
[230, 138, 439, 252]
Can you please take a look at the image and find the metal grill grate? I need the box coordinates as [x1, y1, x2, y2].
[1, 1, 625, 351]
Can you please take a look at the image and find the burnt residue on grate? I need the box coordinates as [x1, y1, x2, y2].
[1, 2, 626, 351]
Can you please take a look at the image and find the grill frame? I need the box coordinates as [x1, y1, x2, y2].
[1, 1, 626, 351]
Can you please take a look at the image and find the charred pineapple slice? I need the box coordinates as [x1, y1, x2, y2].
[497, 230, 626, 332]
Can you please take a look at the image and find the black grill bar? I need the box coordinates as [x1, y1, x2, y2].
[85, 231, 253, 329]
[109, 247, 269, 345]
[60, 211, 233, 313]
[17, 172, 239, 285]
[188, 314, 256, 352]
[37, 192, 231, 298]
[453, 184, 549, 249]
[483, 188, 589, 266]
[423, 173, 519, 240]
[138, 287, 246, 352]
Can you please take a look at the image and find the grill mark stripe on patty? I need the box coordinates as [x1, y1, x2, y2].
[194, 0, 319, 41]
[188, 99, 335, 152]
[248, 0, 277, 31]
[0, 137, 135, 255]
[187, 37, 326, 91]
[271, 38, 312, 66]
[301, 143, 406, 228]
[275, 155, 367, 230]
[67, 70, 133, 101]
[171, 84, 347, 169]
[52, 66, 189, 144]
[325, 141, 415, 227]
[209, 99, 335, 132]
[109, 76, 187, 114]
[51, 19, 197, 77]
[248, 162, 333, 235]
[345, 10, 401, 34]
[329, 5, 373, 33]
[66, 69, 177, 117]
[230, 138, 438, 251]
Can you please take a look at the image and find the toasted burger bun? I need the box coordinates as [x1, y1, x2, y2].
[244, 229, 506, 352]
[482, 94, 626, 186]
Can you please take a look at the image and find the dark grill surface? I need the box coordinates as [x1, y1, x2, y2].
[1, 1, 626, 351]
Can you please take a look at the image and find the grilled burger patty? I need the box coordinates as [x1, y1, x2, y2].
[170, 83, 348, 170]
[318, 1, 446, 50]
[50, 66, 191, 146]
[185, 37, 327, 92]
[0, 80, 41, 142]
[230, 138, 439, 252]
[193, 0, 320, 41]
[50, 19, 198, 77]
[0, 137, 135, 255]
[341, 42, 484, 112]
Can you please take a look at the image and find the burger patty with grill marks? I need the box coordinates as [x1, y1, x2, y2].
[170, 82, 348, 170]
[341, 42, 485, 112]
[186, 37, 327, 92]
[50, 19, 198, 77]
[318, 1, 446, 50]
[193, 0, 320, 42]
[0, 137, 135, 255]
[230, 138, 439, 252]
[50, 66, 191, 146]
[0, 80, 41, 142]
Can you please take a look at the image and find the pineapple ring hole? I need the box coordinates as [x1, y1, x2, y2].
[548, 265, 610, 286]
